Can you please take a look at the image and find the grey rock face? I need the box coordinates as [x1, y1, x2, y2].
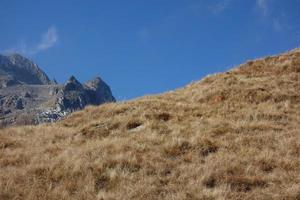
[84, 77, 115, 104]
[0, 54, 52, 88]
[55, 76, 116, 112]
[0, 54, 115, 127]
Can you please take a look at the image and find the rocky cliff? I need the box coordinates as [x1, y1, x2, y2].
[0, 54, 115, 127]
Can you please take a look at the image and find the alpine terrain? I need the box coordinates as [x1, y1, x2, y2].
[0, 49, 300, 199]
[0, 54, 115, 127]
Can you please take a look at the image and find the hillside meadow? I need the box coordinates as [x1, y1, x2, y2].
[1, 49, 300, 200]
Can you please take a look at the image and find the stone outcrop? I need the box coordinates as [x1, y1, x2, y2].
[0, 54, 115, 127]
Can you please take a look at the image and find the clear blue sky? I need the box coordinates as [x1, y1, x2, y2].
[1, 0, 300, 100]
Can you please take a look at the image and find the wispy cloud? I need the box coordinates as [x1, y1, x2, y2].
[272, 18, 283, 31]
[36, 26, 58, 51]
[256, 0, 269, 16]
[2, 26, 58, 55]
[210, 0, 233, 14]
[255, 0, 287, 32]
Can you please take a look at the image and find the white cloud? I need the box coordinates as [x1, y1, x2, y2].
[2, 26, 58, 55]
[36, 26, 58, 51]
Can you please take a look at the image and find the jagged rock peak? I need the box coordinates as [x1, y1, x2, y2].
[67, 75, 80, 84]
[89, 76, 102, 83]
[84, 76, 116, 103]
[64, 76, 83, 91]
[85, 76, 104, 89]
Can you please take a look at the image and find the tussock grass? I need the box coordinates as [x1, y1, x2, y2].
[1, 48, 300, 199]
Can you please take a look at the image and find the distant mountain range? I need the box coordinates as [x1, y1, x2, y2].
[0, 54, 115, 127]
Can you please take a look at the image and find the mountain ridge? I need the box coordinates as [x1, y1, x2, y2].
[0, 54, 115, 127]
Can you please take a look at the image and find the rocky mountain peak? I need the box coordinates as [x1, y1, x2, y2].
[85, 76, 115, 104]
[85, 76, 103, 89]
[0, 55, 116, 127]
[67, 75, 79, 83]
[0, 53, 52, 87]
[64, 76, 83, 91]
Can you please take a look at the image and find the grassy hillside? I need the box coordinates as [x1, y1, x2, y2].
[1, 48, 300, 200]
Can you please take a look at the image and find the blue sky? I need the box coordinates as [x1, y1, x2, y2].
[1, 0, 300, 100]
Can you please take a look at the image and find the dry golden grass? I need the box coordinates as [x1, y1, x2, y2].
[1, 48, 300, 200]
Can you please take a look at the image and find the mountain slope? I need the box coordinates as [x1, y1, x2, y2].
[0, 49, 300, 200]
